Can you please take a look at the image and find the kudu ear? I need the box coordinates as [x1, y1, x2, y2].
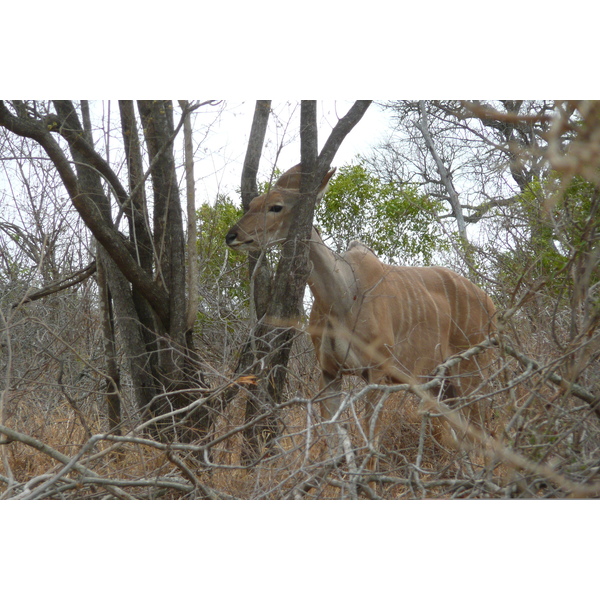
[317, 167, 336, 201]
[274, 164, 336, 201]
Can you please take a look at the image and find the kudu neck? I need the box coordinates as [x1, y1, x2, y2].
[306, 227, 357, 315]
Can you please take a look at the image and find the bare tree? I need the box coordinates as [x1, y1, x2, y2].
[3, 99, 600, 501]
[372, 101, 555, 237]
[0, 100, 214, 440]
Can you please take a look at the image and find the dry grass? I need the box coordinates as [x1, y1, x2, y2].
[3, 313, 600, 500]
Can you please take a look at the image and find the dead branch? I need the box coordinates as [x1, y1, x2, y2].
[11, 261, 96, 308]
[499, 338, 600, 418]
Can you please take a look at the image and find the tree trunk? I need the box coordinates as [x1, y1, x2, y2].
[222, 101, 273, 459]
[79, 102, 123, 435]
[244, 101, 273, 322]
[417, 101, 468, 242]
[0, 100, 211, 442]
[96, 253, 122, 434]
[235, 101, 371, 463]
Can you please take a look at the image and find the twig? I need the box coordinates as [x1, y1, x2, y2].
[499, 338, 600, 417]
[0, 423, 132, 500]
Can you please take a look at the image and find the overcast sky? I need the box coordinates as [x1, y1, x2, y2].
[188, 100, 392, 205]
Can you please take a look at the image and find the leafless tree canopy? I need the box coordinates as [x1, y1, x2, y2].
[1, 100, 600, 500]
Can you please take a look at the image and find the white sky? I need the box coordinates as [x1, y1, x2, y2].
[190, 100, 392, 205]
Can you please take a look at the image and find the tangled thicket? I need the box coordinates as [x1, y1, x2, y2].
[2, 100, 600, 499]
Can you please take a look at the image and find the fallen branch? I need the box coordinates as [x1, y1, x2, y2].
[0, 423, 132, 500]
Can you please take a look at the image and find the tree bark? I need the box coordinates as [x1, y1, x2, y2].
[80, 102, 122, 435]
[243, 101, 273, 322]
[179, 100, 199, 333]
[417, 101, 468, 242]
[0, 100, 211, 441]
[96, 254, 122, 434]
[241, 101, 271, 211]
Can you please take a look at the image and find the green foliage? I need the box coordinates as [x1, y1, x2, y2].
[256, 168, 284, 195]
[315, 162, 449, 265]
[495, 174, 600, 297]
[517, 179, 568, 275]
[196, 195, 248, 310]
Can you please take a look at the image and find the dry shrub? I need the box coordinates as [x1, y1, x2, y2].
[3, 332, 599, 499]
[4, 101, 600, 500]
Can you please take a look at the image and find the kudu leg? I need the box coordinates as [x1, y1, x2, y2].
[318, 374, 357, 465]
[361, 372, 392, 488]
[431, 364, 491, 473]
[449, 358, 491, 438]
[319, 372, 343, 422]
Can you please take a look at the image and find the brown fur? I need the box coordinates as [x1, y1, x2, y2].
[226, 165, 496, 458]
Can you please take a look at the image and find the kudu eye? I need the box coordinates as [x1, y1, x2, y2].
[269, 205, 283, 213]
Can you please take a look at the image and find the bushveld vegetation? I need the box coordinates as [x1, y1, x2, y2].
[1, 100, 600, 499]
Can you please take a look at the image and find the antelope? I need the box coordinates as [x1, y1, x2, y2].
[225, 165, 496, 457]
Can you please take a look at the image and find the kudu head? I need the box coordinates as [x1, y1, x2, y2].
[225, 164, 336, 251]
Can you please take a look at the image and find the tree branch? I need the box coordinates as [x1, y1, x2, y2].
[12, 261, 97, 308]
[0, 101, 170, 325]
[0, 423, 133, 499]
[241, 100, 271, 210]
[241, 101, 273, 321]
[416, 101, 468, 240]
[462, 195, 521, 223]
[52, 101, 130, 207]
[498, 338, 600, 419]
[179, 100, 199, 331]
[317, 101, 372, 179]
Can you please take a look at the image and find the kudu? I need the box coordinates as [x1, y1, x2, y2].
[225, 165, 496, 457]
